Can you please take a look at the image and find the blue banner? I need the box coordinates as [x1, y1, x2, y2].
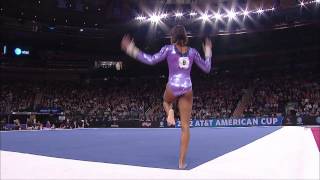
[38, 108, 62, 114]
[175, 117, 284, 128]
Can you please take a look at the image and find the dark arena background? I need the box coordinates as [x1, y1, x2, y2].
[0, 0, 319, 179]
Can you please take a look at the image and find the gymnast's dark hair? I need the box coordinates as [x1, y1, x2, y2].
[171, 25, 188, 46]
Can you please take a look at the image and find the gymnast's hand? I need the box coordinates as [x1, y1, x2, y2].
[121, 34, 140, 58]
[202, 38, 212, 58]
[121, 34, 132, 51]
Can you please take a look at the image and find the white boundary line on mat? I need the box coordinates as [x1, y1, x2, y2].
[1, 126, 319, 180]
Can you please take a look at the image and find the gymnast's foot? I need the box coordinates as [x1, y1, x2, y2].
[167, 109, 175, 126]
[178, 162, 188, 169]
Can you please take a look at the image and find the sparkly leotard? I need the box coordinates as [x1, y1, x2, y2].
[136, 45, 212, 96]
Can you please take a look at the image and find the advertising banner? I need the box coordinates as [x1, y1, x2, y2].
[175, 117, 284, 128]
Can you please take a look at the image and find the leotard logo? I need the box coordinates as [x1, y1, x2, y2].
[178, 57, 190, 69]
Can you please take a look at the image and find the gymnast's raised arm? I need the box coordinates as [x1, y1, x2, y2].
[193, 38, 212, 73]
[121, 34, 168, 65]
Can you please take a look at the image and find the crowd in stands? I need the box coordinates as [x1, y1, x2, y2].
[243, 72, 320, 118]
[1, 71, 319, 129]
[1, 83, 35, 113]
[192, 77, 246, 119]
[38, 79, 163, 122]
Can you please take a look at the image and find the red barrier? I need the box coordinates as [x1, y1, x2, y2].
[311, 128, 320, 151]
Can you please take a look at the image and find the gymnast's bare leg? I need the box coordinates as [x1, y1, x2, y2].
[178, 90, 193, 169]
[163, 86, 176, 126]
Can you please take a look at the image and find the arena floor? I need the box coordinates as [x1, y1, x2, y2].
[1, 126, 319, 180]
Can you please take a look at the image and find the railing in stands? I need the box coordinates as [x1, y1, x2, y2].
[232, 88, 254, 118]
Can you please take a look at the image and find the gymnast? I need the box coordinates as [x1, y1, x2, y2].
[121, 25, 212, 169]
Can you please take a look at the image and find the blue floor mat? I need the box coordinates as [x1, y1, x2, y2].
[0, 127, 281, 169]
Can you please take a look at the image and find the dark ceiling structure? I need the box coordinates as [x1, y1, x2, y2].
[0, 0, 319, 77]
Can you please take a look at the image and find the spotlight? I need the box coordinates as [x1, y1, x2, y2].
[200, 13, 210, 22]
[316, 0, 320, 3]
[189, 12, 197, 16]
[80, 28, 84, 32]
[161, 13, 168, 18]
[174, 12, 183, 18]
[149, 14, 162, 23]
[242, 10, 249, 16]
[213, 12, 222, 20]
[271, 7, 275, 11]
[299, 1, 305, 6]
[227, 10, 236, 20]
[135, 15, 147, 21]
[257, 9, 264, 14]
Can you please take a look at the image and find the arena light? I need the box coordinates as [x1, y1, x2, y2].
[227, 10, 236, 20]
[189, 12, 197, 16]
[161, 13, 169, 18]
[242, 10, 250, 16]
[213, 12, 222, 20]
[174, 12, 183, 18]
[300, 0, 319, 5]
[149, 14, 162, 24]
[256, 9, 264, 14]
[200, 13, 210, 22]
[135, 15, 147, 21]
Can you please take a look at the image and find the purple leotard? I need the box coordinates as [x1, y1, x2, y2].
[136, 45, 212, 96]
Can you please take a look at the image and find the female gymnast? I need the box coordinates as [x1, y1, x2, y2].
[121, 25, 212, 169]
